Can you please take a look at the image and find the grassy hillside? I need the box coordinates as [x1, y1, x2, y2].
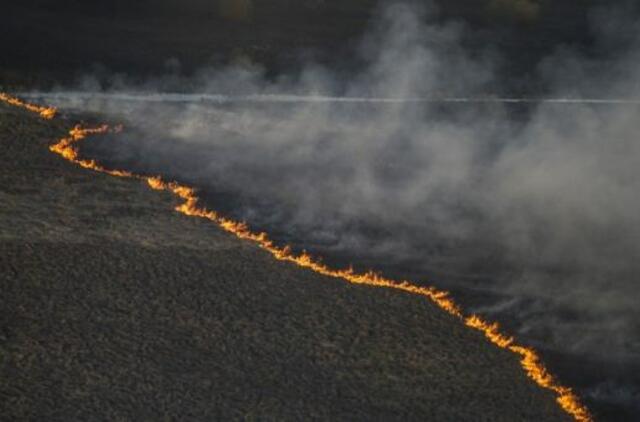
[0, 101, 572, 420]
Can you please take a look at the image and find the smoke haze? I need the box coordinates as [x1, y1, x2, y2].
[29, 1, 640, 418]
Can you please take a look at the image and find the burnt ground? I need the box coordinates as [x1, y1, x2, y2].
[0, 103, 572, 419]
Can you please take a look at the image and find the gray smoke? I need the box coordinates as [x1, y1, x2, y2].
[27, 1, 640, 414]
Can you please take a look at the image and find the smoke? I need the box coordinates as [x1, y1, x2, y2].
[29, 0, 640, 415]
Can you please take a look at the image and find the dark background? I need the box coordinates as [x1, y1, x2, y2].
[2, 0, 602, 90]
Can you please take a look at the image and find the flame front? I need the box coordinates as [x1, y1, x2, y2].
[47, 123, 132, 177]
[1, 93, 592, 422]
[0, 92, 57, 119]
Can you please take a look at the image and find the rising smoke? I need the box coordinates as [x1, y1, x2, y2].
[31, 0, 640, 414]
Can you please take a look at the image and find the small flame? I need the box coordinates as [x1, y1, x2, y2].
[47, 124, 134, 178]
[464, 317, 591, 420]
[1, 93, 592, 422]
[0, 92, 57, 119]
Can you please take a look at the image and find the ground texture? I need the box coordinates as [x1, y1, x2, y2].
[0, 103, 569, 420]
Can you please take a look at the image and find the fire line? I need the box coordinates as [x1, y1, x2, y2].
[0, 92, 57, 119]
[1, 93, 592, 422]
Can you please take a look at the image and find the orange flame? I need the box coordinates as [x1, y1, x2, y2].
[1, 93, 592, 422]
[47, 124, 132, 177]
[0, 92, 57, 119]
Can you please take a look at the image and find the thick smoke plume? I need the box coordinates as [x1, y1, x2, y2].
[31, 1, 640, 414]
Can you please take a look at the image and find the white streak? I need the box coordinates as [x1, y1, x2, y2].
[17, 91, 640, 105]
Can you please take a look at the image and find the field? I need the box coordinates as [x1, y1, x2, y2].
[2, 0, 624, 419]
[0, 102, 571, 419]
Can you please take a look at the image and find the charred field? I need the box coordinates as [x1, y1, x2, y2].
[0, 101, 573, 420]
[2, 1, 639, 421]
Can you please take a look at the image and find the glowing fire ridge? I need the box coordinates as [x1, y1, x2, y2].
[0, 92, 57, 119]
[1, 93, 592, 422]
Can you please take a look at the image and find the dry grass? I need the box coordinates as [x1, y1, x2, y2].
[0, 103, 569, 420]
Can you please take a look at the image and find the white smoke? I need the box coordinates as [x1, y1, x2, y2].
[23, 1, 640, 414]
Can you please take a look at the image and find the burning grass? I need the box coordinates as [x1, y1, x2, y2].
[1, 93, 589, 421]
